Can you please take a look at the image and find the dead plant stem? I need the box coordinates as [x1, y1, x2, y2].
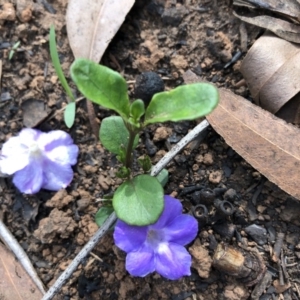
[86, 99, 99, 137]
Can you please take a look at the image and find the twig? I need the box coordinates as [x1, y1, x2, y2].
[272, 232, 285, 262]
[42, 118, 210, 300]
[86, 100, 99, 137]
[151, 119, 209, 176]
[0, 219, 46, 294]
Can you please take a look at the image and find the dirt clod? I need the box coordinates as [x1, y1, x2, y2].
[189, 238, 212, 278]
[34, 208, 77, 244]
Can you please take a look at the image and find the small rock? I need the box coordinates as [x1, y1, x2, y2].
[189, 239, 212, 278]
[203, 152, 214, 165]
[77, 198, 90, 211]
[224, 188, 238, 201]
[280, 198, 300, 226]
[153, 127, 172, 142]
[45, 189, 74, 209]
[209, 170, 222, 184]
[0, 3, 16, 21]
[245, 224, 268, 245]
[16, 0, 33, 22]
[257, 205, 267, 214]
[162, 6, 187, 26]
[98, 174, 113, 190]
[170, 55, 188, 70]
[224, 284, 249, 300]
[273, 279, 291, 294]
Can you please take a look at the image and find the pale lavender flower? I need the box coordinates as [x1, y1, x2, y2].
[0, 128, 79, 194]
[113, 195, 198, 280]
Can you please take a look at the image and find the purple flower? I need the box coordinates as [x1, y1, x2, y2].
[113, 195, 198, 280]
[0, 128, 79, 194]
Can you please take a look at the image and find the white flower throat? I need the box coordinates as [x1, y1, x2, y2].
[28, 142, 43, 158]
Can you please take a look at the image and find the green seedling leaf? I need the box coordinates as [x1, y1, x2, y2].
[64, 102, 76, 128]
[113, 174, 164, 226]
[95, 206, 114, 227]
[8, 41, 21, 60]
[130, 99, 145, 121]
[12, 41, 21, 50]
[100, 116, 138, 155]
[116, 166, 131, 179]
[138, 155, 152, 173]
[49, 25, 75, 102]
[156, 168, 169, 187]
[70, 58, 130, 118]
[8, 50, 15, 60]
[144, 83, 219, 125]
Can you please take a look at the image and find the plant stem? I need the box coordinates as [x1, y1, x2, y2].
[86, 100, 99, 137]
[41, 119, 210, 300]
[124, 130, 137, 168]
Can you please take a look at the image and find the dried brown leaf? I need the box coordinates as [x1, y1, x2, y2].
[240, 34, 300, 123]
[206, 88, 300, 200]
[66, 0, 135, 62]
[0, 243, 43, 300]
[234, 0, 300, 22]
[21, 99, 50, 128]
[233, 12, 300, 43]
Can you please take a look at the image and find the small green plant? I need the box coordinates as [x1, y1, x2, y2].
[71, 59, 219, 226]
[49, 25, 76, 128]
[8, 41, 21, 60]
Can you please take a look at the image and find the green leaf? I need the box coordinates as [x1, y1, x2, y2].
[144, 83, 219, 125]
[130, 99, 145, 121]
[115, 166, 131, 179]
[12, 41, 21, 50]
[113, 175, 164, 226]
[64, 102, 76, 128]
[49, 25, 75, 102]
[70, 58, 130, 118]
[95, 206, 114, 227]
[138, 155, 152, 172]
[99, 116, 138, 154]
[156, 168, 169, 187]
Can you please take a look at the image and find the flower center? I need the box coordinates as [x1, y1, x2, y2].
[28, 142, 42, 158]
[147, 228, 165, 248]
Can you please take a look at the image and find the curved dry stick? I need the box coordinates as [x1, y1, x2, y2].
[42, 119, 210, 300]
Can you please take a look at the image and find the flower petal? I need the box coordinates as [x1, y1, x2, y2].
[114, 220, 148, 252]
[45, 145, 79, 166]
[41, 158, 74, 190]
[19, 128, 41, 146]
[164, 215, 198, 245]
[155, 242, 192, 280]
[40, 131, 79, 165]
[13, 159, 44, 194]
[126, 244, 155, 277]
[151, 195, 182, 230]
[40, 130, 74, 149]
[0, 136, 29, 174]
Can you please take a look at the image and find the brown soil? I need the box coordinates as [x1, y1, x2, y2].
[0, 0, 299, 300]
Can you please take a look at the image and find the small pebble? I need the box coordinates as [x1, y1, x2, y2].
[245, 224, 268, 245]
